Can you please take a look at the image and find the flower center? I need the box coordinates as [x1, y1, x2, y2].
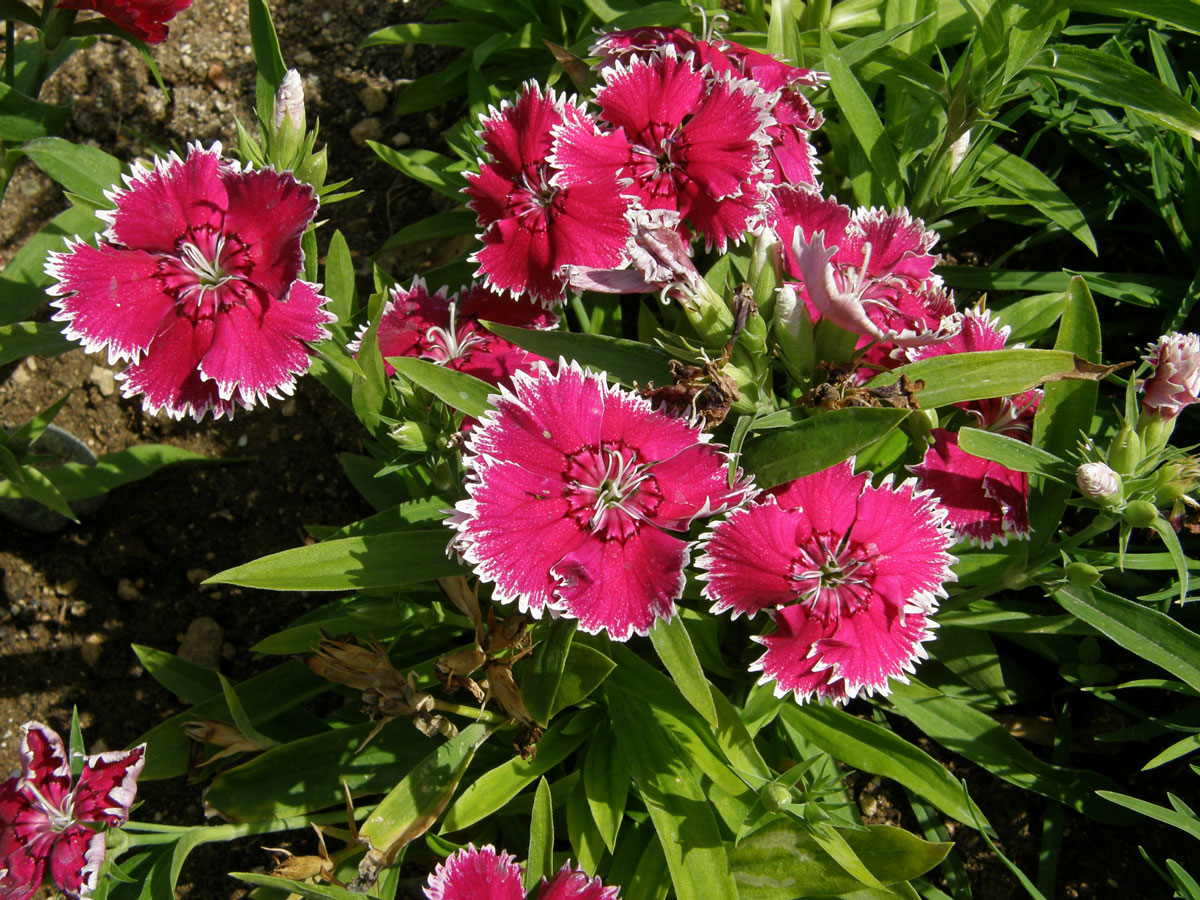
[511, 167, 558, 222]
[159, 227, 253, 314]
[791, 532, 875, 620]
[566, 446, 660, 539]
[423, 301, 487, 363]
[23, 780, 76, 833]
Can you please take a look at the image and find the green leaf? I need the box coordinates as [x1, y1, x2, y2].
[778, 705, 992, 833]
[871, 348, 1099, 409]
[955, 428, 1073, 481]
[324, 230, 356, 328]
[248, 0, 287, 129]
[8, 444, 219, 502]
[730, 818, 950, 898]
[1029, 276, 1100, 549]
[232, 874, 363, 900]
[978, 144, 1096, 253]
[0, 320, 72, 366]
[650, 616, 718, 728]
[389, 356, 495, 419]
[1065, 0, 1200, 35]
[821, 30, 903, 206]
[360, 21, 497, 48]
[549, 643, 615, 717]
[1142, 733, 1200, 771]
[22, 137, 123, 206]
[1053, 585, 1200, 695]
[526, 778, 554, 891]
[218, 673, 280, 748]
[381, 210, 477, 251]
[484, 321, 674, 387]
[0, 445, 76, 521]
[606, 683, 739, 900]
[742, 409, 909, 488]
[351, 310, 387, 433]
[441, 714, 594, 832]
[1148, 515, 1191, 603]
[992, 291, 1065, 346]
[522, 619, 577, 727]
[1095, 791, 1200, 841]
[359, 724, 490, 868]
[888, 679, 1123, 822]
[131, 645, 221, 705]
[1028, 44, 1200, 141]
[0, 82, 68, 141]
[368, 143, 468, 200]
[1, 204, 100, 326]
[583, 723, 628, 853]
[206, 530, 464, 591]
[251, 595, 451, 655]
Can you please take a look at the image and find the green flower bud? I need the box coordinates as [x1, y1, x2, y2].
[1107, 424, 1142, 476]
[1122, 500, 1158, 528]
[1065, 562, 1102, 587]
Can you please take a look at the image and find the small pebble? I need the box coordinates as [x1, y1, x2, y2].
[116, 578, 141, 601]
[81, 634, 104, 668]
[359, 85, 388, 114]
[88, 364, 116, 397]
[177, 616, 223, 670]
[350, 117, 383, 146]
[391, 131, 411, 147]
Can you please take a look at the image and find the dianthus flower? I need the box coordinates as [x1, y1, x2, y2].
[1142, 332, 1200, 420]
[0, 722, 145, 900]
[698, 460, 955, 703]
[46, 143, 334, 421]
[449, 361, 753, 640]
[464, 84, 632, 305]
[350, 280, 558, 385]
[773, 187, 958, 348]
[907, 309, 1039, 545]
[591, 26, 825, 187]
[426, 845, 619, 900]
[55, 0, 192, 43]
[552, 45, 774, 251]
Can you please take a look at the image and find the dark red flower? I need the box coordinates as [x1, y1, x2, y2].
[55, 0, 193, 43]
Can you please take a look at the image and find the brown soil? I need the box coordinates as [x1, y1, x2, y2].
[0, 2, 1193, 899]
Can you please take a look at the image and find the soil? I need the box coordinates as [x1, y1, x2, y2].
[0, 2, 1195, 899]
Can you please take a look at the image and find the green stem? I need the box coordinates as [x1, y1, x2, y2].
[431, 698, 506, 725]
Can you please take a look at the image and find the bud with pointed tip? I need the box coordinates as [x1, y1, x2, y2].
[270, 69, 307, 168]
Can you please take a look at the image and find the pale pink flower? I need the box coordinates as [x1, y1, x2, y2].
[464, 83, 632, 305]
[697, 460, 955, 703]
[46, 143, 334, 421]
[552, 45, 774, 250]
[590, 26, 825, 188]
[0, 722, 145, 900]
[1076, 462, 1122, 503]
[773, 187, 958, 348]
[350, 280, 558, 385]
[449, 361, 753, 640]
[425, 845, 619, 900]
[1142, 332, 1200, 419]
[911, 429, 1030, 546]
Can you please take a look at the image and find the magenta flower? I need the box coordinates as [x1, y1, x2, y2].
[0, 722, 145, 900]
[911, 429, 1030, 546]
[46, 143, 334, 421]
[350, 280, 558, 385]
[697, 460, 956, 703]
[773, 188, 958, 348]
[590, 27, 825, 188]
[449, 361, 753, 640]
[425, 845, 619, 900]
[55, 0, 193, 43]
[553, 46, 774, 251]
[1142, 332, 1200, 419]
[464, 84, 632, 305]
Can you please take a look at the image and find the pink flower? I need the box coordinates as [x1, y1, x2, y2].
[773, 188, 958, 348]
[1142, 332, 1200, 419]
[350, 280, 558, 384]
[911, 429, 1030, 546]
[553, 46, 774, 251]
[55, 0, 192, 43]
[464, 84, 632, 305]
[425, 845, 619, 900]
[449, 361, 753, 640]
[590, 27, 825, 188]
[46, 143, 334, 421]
[0, 722, 145, 900]
[697, 460, 956, 703]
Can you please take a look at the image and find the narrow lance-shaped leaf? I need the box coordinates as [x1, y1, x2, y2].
[389, 356, 495, 419]
[526, 778, 554, 891]
[649, 616, 718, 727]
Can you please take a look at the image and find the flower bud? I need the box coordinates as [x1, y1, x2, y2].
[774, 285, 815, 383]
[1123, 500, 1159, 528]
[1107, 424, 1142, 476]
[1141, 332, 1200, 420]
[391, 420, 440, 452]
[1065, 562, 1102, 587]
[761, 782, 793, 813]
[273, 69, 306, 134]
[1075, 462, 1123, 505]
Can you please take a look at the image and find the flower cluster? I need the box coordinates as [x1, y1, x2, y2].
[46, 143, 335, 421]
[0, 722, 145, 900]
[465, 30, 825, 305]
[449, 361, 753, 640]
[698, 460, 956, 703]
[426, 845, 618, 900]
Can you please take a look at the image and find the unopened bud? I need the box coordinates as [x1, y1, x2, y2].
[761, 782, 792, 813]
[273, 69, 306, 133]
[1123, 500, 1159, 528]
[1076, 462, 1123, 505]
[1107, 424, 1142, 476]
[391, 420, 439, 452]
[1065, 562, 1102, 587]
[773, 285, 815, 383]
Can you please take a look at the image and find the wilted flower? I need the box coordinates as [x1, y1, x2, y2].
[465, 83, 631, 304]
[426, 845, 619, 900]
[1142, 332, 1200, 419]
[449, 361, 753, 640]
[0, 722, 145, 900]
[1076, 462, 1123, 504]
[698, 460, 956, 704]
[46, 143, 334, 421]
[55, 0, 192, 43]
